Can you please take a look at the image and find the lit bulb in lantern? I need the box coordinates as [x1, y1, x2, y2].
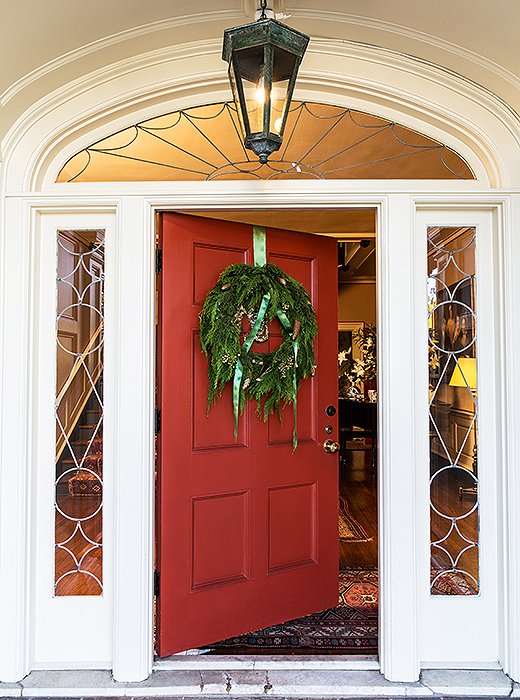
[256, 65, 266, 105]
[274, 117, 283, 133]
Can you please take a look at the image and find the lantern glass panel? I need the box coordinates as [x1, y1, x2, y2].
[229, 59, 248, 138]
[234, 45, 267, 136]
[270, 46, 297, 135]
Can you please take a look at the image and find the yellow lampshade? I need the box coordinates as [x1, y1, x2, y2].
[449, 357, 477, 391]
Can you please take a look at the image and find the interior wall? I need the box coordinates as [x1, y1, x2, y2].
[339, 282, 376, 325]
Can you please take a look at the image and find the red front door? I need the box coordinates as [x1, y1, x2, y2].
[157, 212, 339, 656]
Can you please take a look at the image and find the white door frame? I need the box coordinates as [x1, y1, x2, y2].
[414, 205, 501, 666]
[1, 184, 518, 685]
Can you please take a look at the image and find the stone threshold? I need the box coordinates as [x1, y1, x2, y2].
[0, 669, 517, 697]
[154, 654, 380, 670]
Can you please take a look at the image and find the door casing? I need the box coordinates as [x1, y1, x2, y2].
[0, 187, 512, 686]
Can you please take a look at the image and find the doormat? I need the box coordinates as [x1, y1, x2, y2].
[203, 568, 379, 653]
[339, 496, 372, 542]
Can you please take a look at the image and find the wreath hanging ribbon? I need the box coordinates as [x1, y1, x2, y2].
[199, 226, 318, 450]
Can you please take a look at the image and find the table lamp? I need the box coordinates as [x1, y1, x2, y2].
[449, 357, 477, 498]
[449, 357, 477, 396]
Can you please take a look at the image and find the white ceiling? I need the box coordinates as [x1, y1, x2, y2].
[1, 0, 519, 140]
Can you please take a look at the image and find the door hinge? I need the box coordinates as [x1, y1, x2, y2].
[154, 570, 160, 596]
[156, 248, 163, 274]
[155, 408, 161, 434]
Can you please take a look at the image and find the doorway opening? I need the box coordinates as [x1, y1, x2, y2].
[154, 207, 380, 658]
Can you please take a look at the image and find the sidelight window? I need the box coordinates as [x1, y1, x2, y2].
[428, 226, 479, 595]
[54, 230, 105, 596]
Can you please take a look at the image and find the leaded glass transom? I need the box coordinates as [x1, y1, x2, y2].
[57, 101, 474, 183]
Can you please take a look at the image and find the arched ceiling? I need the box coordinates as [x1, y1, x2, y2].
[1, 0, 519, 143]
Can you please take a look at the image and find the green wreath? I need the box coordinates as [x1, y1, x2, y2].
[199, 254, 318, 449]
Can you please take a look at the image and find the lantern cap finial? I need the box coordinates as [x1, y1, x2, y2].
[258, 0, 269, 20]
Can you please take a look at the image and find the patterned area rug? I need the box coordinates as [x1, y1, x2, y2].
[205, 568, 379, 653]
[203, 566, 475, 653]
[339, 496, 372, 542]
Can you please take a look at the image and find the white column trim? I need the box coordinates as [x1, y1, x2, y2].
[500, 194, 520, 681]
[0, 198, 32, 682]
[378, 194, 420, 681]
[111, 197, 155, 682]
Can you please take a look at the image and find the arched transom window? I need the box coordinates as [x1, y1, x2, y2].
[57, 101, 474, 183]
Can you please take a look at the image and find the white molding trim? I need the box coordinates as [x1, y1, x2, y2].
[500, 193, 520, 681]
[288, 8, 520, 95]
[0, 198, 32, 682]
[2, 3, 518, 110]
[378, 195, 419, 681]
[111, 198, 155, 682]
[0, 11, 247, 108]
[3, 40, 520, 192]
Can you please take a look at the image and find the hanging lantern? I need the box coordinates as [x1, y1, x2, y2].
[222, 3, 309, 164]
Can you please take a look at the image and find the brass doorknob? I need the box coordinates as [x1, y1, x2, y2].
[323, 439, 340, 453]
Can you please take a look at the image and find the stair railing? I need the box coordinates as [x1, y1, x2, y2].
[56, 322, 104, 462]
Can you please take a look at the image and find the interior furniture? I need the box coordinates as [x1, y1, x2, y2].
[338, 397, 378, 480]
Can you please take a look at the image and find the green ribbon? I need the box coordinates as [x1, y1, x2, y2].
[232, 225, 299, 450]
[276, 309, 299, 451]
[253, 226, 267, 266]
[233, 293, 270, 438]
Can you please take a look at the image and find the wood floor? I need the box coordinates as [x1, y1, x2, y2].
[340, 447, 378, 568]
[430, 464, 479, 590]
[55, 494, 102, 596]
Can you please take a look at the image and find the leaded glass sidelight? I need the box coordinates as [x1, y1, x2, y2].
[428, 227, 479, 595]
[55, 230, 104, 596]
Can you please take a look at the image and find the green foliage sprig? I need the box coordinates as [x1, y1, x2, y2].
[199, 262, 318, 421]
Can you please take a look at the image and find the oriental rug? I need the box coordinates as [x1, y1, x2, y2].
[204, 566, 474, 653]
[205, 567, 379, 653]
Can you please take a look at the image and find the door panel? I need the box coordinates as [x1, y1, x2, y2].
[268, 482, 318, 573]
[192, 331, 249, 450]
[157, 212, 338, 656]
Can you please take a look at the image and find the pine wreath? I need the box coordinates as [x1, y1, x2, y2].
[199, 261, 318, 447]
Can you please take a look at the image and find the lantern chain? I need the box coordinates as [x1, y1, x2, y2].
[259, 0, 268, 20]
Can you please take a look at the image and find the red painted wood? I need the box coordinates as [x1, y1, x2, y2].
[157, 212, 339, 656]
